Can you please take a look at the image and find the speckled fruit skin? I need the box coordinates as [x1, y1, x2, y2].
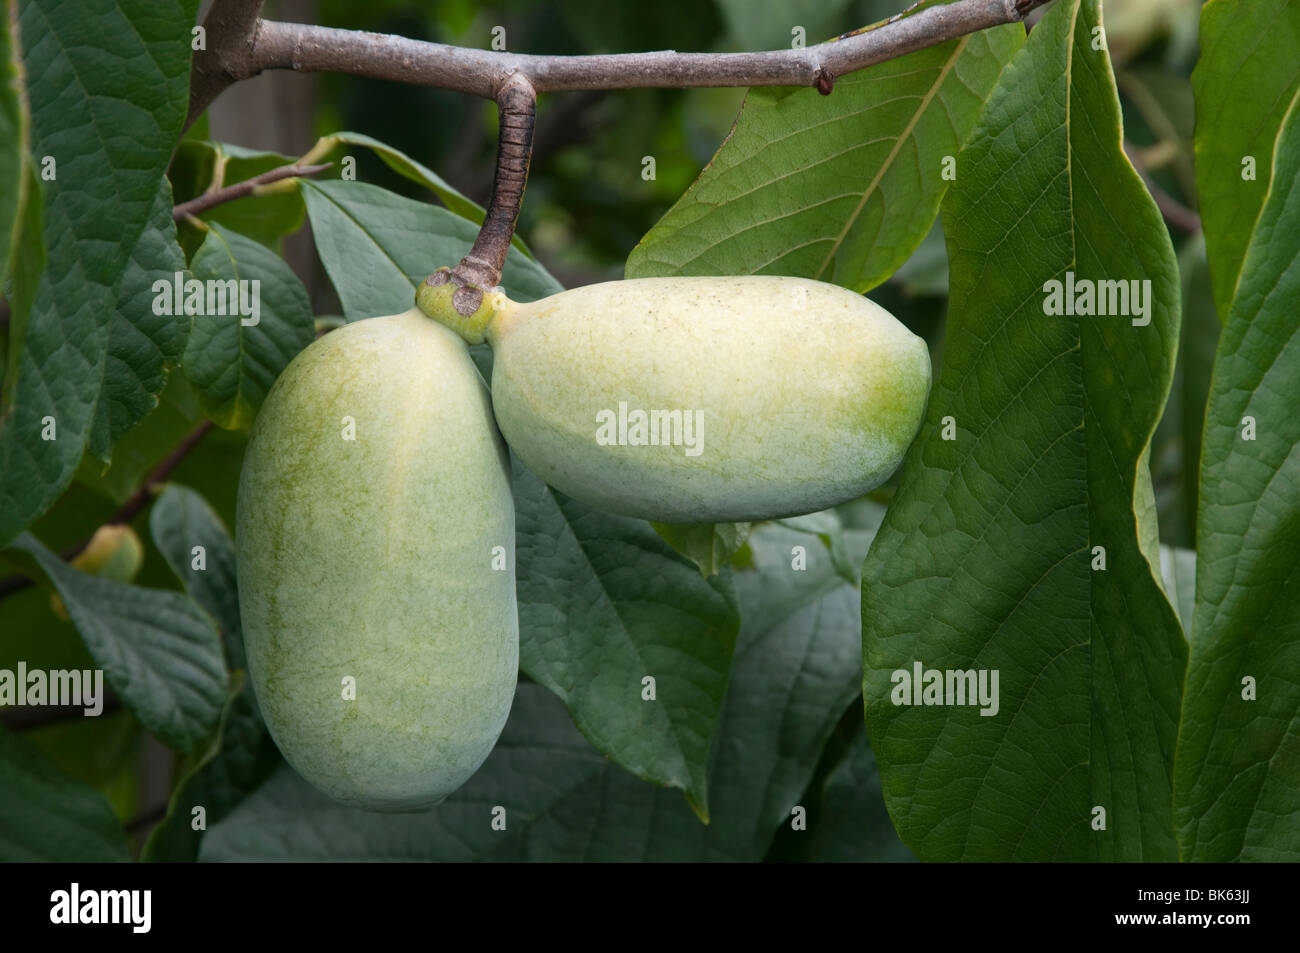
[451, 276, 931, 523]
[236, 308, 517, 812]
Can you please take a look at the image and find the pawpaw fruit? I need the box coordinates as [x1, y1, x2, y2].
[236, 307, 518, 811]
[418, 274, 930, 523]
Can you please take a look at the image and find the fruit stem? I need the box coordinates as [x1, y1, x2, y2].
[423, 72, 535, 319]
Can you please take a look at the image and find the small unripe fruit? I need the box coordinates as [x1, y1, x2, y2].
[236, 308, 518, 811]
[50, 524, 144, 620]
[419, 274, 931, 523]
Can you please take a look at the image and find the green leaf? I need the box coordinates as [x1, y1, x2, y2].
[201, 515, 882, 860]
[301, 179, 560, 321]
[20, 710, 142, 823]
[806, 727, 915, 862]
[706, 519, 875, 855]
[1151, 234, 1220, 548]
[1192, 0, 1300, 318]
[0, 0, 198, 547]
[861, 0, 1186, 861]
[141, 674, 278, 862]
[86, 177, 189, 463]
[0, 729, 129, 861]
[513, 463, 740, 817]
[304, 131, 533, 255]
[625, 25, 1022, 292]
[2, 160, 42, 409]
[1158, 545, 1195, 636]
[183, 224, 314, 429]
[200, 685, 611, 861]
[10, 533, 229, 752]
[650, 520, 752, 577]
[1174, 89, 1300, 862]
[74, 373, 202, 504]
[149, 483, 245, 671]
[0, 0, 28, 283]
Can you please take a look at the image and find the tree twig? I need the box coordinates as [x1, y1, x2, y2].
[188, 0, 269, 132]
[428, 73, 536, 316]
[0, 421, 215, 601]
[173, 162, 331, 222]
[188, 0, 1049, 124]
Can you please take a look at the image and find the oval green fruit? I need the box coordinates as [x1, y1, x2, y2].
[419, 274, 931, 523]
[236, 307, 518, 811]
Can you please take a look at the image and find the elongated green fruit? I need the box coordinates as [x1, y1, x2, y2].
[236, 307, 517, 811]
[419, 274, 931, 523]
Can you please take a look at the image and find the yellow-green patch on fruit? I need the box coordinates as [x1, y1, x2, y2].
[423, 276, 931, 523]
[236, 307, 518, 812]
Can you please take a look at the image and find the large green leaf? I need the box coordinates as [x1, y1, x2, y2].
[1174, 89, 1300, 862]
[1192, 0, 1300, 318]
[0, 729, 129, 861]
[302, 131, 534, 255]
[861, 0, 1185, 861]
[74, 373, 202, 504]
[702, 518, 874, 854]
[513, 463, 739, 817]
[805, 727, 915, 862]
[201, 517, 884, 860]
[0, 0, 198, 546]
[0, 0, 26, 283]
[625, 25, 1022, 292]
[87, 177, 189, 462]
[141, 675, 278, 862]
[183, 224, 314, 429]
[149, 483, 245, 670]
[301, 179, 559, 321]
[2, 161, 41, 408]
[10, 533, 229, 752]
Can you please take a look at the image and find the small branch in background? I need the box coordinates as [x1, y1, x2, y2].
[0, 421, 215, 601]
[172, 162, 331, 221]
[430, 73, 537, 316]
[106, 421, 216, 529]
[0, 693, 122, 731]
[189, 0, 1049, 124]
[1125, 140, 1201, 235]
[0, 295, 10, 331]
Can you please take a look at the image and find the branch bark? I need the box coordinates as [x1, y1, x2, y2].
[172, 161, 331, 221]
[188, 0, 269, 130]
[188, 0, 1048, 125]
[429, 73, 536, 315]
